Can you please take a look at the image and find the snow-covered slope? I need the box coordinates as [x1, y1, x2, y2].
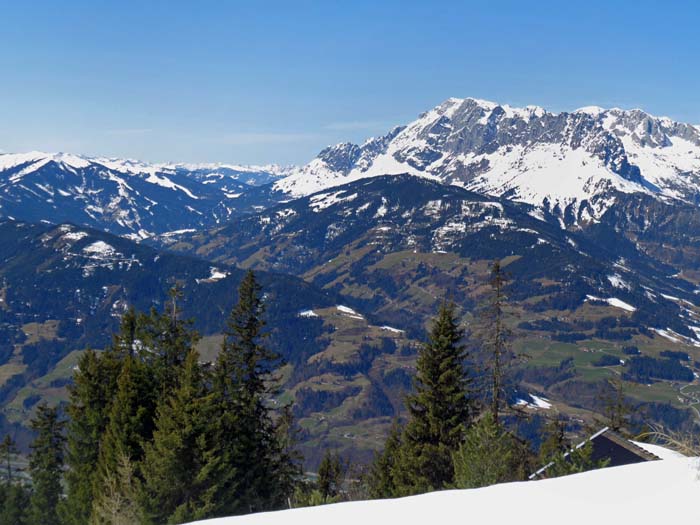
[575, 106, 700, 201]
[275, 98, 700, 224]
[0, 151, 289, 237]
[190, 452, 699, 525]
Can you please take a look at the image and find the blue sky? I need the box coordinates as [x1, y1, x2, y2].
[0, 0, 698, 165]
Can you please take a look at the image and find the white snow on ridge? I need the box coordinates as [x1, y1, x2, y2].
[187, 451, 699, 525]
[196, 267, 229, 284]
[309, 191, 358, 212]
[160, 228, 197, 238]
[530, 394, 552, 409]
[652, 327, 700, 347]
[586, 295, 636, 312]
[208, 268, 228, 281]
[61, 231, 88, 242]
[463, 143, 649, 214]
[82, 241, 117, 258]
[144, 173, 199, 199]
[575, 105, 607, 116]
[298, 309, 319, 318]
[336, 305, 364, 320]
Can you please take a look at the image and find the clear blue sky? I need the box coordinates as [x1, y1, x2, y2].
[1, 0, 698, 165]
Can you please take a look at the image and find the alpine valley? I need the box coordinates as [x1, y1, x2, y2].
[3, 97, 700, 466]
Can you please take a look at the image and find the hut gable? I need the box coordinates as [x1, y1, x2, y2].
[530, 427, 660, 480]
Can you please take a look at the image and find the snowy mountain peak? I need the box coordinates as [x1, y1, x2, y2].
[274, 97, 700, 224]
[575, 105, 607, 116]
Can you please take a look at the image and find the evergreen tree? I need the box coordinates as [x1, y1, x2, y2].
[62, 348, 121, 525]
[367, 420, 402, 499]
[0, 482, 30, 525]
[27, 403, 66, 525]
[317, 450, 344, 500]
[538, 418, 568, 465]
[111, 307, 140, 359]
[272, 404, 303, 505]
[91, 452, 145, 525]
[395, 301, 473, 495]
[141, 349, 218, 524]
[0, 434, 29, 525]
[94, 354, 157, 509]
[452, 413, 525, 489]
[0, 435, 18, 483]
[546, 439, 610, 478]
[138, 287, 200, 398]
[209, 270, 292, 515]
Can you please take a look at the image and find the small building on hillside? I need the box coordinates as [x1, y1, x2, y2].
[529, 427, 661, 480]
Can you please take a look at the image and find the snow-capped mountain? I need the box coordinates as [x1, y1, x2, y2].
[0, 151, 289, 238]
[274, 98, 700, 224]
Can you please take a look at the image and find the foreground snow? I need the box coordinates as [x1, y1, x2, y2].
[189, 452, 699, 525]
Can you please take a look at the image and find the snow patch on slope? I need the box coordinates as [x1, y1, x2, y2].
[82, 241, 117, 258]
[586, 295, 636, 312]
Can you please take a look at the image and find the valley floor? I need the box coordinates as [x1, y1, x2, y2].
[189, 444, 698, 525]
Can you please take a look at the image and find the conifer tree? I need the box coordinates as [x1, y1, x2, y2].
[538, 418, 568, 465]
[317, 450, 344, 501]
[209, 270, 291, 515]
[139, 286, 200, 398]
[62, 348, 121, 525]
[546, 440, 610, 478]
[396, 301, 473, 495]
[452, 413, 524, 488]
[0, 482, 30, 525]
[27, 403, 66, 525]
[141, 349, 217, 524]
[91, 452, 145, 525]
[272, 404, 303, 505]
[367, 420, 402, 499]
[0, 434, 29, 525]
[0, 435, 17, 483]
[111, 307, 140, 358]
[94, 354, 156, 505]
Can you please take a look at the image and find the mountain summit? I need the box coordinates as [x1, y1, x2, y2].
[274, 98, 700, 224]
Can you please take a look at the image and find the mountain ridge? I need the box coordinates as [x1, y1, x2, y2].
[0, 151, 290, 238]
[273, 97, 700, 225]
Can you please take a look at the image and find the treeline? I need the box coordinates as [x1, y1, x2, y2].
[623, 355, 694, 383]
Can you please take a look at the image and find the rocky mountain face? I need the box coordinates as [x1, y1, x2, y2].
[274, 98, 700, 225]
[0, 152, 288, 238]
